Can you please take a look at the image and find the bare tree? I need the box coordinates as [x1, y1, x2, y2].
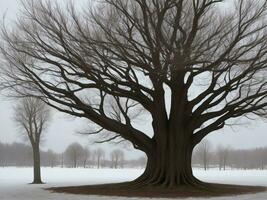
[255, 148, 267, 170]
[81, 147, 90, 168]
[110, 149, 125, 169]
[60, 153, 64, 168]
[1, 0, 267, 188]
[260, 149, 267, 170]
[216, 145, 230, 170]
[136, 156, 148, 169]
[195, 140, 212, 170]
[47, 149, 57, 168]
[94, 148, 105, 169]
[14, 97, 50, 184]
[65, 143, 83, 168]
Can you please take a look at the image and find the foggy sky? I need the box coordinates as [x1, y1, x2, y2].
[0, 0, 267, 157]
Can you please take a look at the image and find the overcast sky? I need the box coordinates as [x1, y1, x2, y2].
[0, 0, 267, 157]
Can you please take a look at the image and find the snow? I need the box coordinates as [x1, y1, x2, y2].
[0, 167, 267, 200]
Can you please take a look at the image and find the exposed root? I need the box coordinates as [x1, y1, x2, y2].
[47, 181, 266, 198]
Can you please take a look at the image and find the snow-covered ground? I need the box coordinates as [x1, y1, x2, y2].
[0, 167, 267, 200]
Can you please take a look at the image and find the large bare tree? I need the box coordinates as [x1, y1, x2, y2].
[14, 97, 50, 184]
[1, 0, 267, 188]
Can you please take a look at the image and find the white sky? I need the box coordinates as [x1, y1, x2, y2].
[0, 0, 267, 157]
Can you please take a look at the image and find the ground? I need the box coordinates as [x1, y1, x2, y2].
[0, 167, 267, 200]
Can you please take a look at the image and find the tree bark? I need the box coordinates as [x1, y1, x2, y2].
[32, 145, 42, 184]
[133, 130, 202, 188]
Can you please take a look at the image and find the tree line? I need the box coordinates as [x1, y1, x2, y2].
[193, 140, 267, 170]
[0, 141, 146, 169]
[1, 140, 267, 171]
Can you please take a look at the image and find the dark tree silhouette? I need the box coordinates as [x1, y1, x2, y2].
[14, 97, 50, 184]
[1, 0, 267, 188]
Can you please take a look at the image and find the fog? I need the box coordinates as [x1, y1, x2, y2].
[0, 0, 267, 159]
[0, 1, 267, 199]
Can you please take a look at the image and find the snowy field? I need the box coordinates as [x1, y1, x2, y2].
[0, 168, 267, 200]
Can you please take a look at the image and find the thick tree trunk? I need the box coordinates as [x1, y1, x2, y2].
[131, 81, 206, 188]
[134, 138, 202, 188]
[32, 145, 42, 184]
[130, 84, 205, 188]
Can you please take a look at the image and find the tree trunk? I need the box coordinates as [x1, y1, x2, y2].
[131, 83, 208, 187]
[32, 145, 42, 184]
[74, 158, 77, 168]
[115, 159, 118, 169]
[133, 137, 202, 188]
[219, 161, 222, 170]
[61, 154, 64, 168]
[83, 160, 87, 168]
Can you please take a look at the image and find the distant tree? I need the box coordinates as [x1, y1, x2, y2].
[195, 140, 212, 171]
[14, 97, 50, 184]
[81, 147, 90, 168]
[94, 148, 105, 169]
[110, 149, 125, 169]
[65, 143, 83, 168]
[136, 156, 148, 169]
[261, 149, 267, 170]
[60, 153, 64, 168]
[0, 142, 6, 167]
[47, 149, 57, 168]
[0, 142, 33, 167]
[216, 145, 230, 170]
[256, 148, 267, 170]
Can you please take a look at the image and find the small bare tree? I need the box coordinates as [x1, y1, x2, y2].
[47, 149, 57, 168]
[60, 153, 64, 168]
[81, 147, 90, 168]
[94, 148, 105, 169]
[195, 140, 212, 171]
[65, 142, 83, 168]
[136, 156, 148, 169]
[14, 97, 50, 184]
[110, 149, 125, 169]
[216, 145, 230, 170]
